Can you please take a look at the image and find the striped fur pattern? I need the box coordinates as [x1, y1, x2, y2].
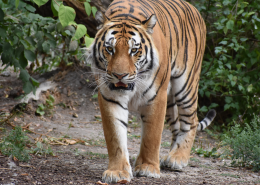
[86, 0, 216, 183]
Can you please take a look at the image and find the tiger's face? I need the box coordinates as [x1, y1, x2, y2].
[90, 15, 158, 93]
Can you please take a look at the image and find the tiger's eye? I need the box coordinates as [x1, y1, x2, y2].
[107, 46, 113, 52]
[131, 48, 137, 53]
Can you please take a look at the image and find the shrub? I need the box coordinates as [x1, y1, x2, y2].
[223, 114, 260, 171]
[193, 0, 260, 124]
[0, 126, 30, 161]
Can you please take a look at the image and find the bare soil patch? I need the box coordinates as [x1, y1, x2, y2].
[0, 66, 259, 184]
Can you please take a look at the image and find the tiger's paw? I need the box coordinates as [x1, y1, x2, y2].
[102, 169, 132, 183]
[160, 151, 189, 170]
[133, 164, 160, 178]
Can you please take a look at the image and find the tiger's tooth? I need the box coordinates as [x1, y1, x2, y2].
[125, 84, 128, 87]
[115, 83, 118, 87]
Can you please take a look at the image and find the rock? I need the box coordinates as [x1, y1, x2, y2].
[73, 113, 78, 118]
[0, 71, 11, 77]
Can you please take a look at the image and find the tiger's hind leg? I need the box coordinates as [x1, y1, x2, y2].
[160, 79, 200, 170]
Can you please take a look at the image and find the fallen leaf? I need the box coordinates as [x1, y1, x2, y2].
[65, 139, 77, 145]
[117, 179, 129, 184]
[96, 181, 108, 185]
[13, 156, 18, 162]
[21, 173, 29, 176]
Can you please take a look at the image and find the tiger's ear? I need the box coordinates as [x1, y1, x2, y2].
[142, 14, 157, 34]
[95, 11, 110, 30]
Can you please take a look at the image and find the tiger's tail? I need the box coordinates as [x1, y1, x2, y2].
[197, 109, 216, 131]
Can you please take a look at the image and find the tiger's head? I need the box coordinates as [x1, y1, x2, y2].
[87, 12, 158, 93]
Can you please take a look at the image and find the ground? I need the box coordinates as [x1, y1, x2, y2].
[0, 66, 260, 185]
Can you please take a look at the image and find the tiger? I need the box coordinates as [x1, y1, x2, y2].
[86, 0, 216, 183]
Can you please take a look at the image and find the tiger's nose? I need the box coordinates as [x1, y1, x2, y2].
[113, 73, 128, 80]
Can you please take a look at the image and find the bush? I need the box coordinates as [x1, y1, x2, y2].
[194, 0, 260, 124]
[223, 114, 260, 171]
[0, 126, 30, 161]
[0, 0, 95, 94]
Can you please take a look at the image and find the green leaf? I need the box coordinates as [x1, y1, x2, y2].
[36, 108, 45, 116]
[247, 84, 253, 92]
[91, 6, 97, 17]
[225, 97, 233, 104]
[20, 70, 30, 83]
[199, 106, 208, 112]
[38, 104, 45, 110]
[58, 4, 76, 27]
[25, 36, 36, 46]
[85, 36, 94, 48]
[240, 38, 248, 42]
[224, 104, 230, 111]
[49, 95, 55, 102]
[205, 91, 211, 97]
[0, 28, 6, 38]
[24, 50, 36, 62]
[219, 40, 227, 45]
[72, 24, 87, 41]
[225, 63, 231, 69]
[226, 20, 234, 31]
[68, 40, 78, 52]
[25, 4, 36, 12]
[0, 8, 5, 22]
[228, 74, 233, 81]
[42, 41, 50, 52]
[15, 0, 19, 8]
[92, 93, 98, 99]
[84, 2, 91, 16]
[19, 54, 28, 69]
[30, 77, 40, 87]
[33, 0, 49, 7]
[51, 0, 62, 16]
[209, 103, 218, 108]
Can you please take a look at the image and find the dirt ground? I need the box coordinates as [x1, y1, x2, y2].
[0, 66, 260, 185]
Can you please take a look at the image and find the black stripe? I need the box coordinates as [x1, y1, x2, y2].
[101, 93, 128, 110]
[179, 110, 196, 117]
[117, 118, 128, 127]
[170, 118, 178, 126]
[142, 66, 161, 96]
[179, 119, 192, 125]
[167, 102, 176, 109]
[182, 96, 198, 109]
[180, 129, 190, 133]
[129, 4, 134, 13]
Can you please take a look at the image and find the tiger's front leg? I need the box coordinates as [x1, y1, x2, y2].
[98, 92, 132, 183]
[133, 90, 167, 178]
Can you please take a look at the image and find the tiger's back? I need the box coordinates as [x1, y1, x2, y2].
[87, 0, 216, 183]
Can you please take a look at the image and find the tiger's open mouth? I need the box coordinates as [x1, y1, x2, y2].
[114, 82, 128, 88]
[108, 82, 134, 91]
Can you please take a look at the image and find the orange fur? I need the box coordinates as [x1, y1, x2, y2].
[87, 0, 215, 183]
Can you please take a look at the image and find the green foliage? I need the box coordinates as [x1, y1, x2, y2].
[0, 126, 30, 161]
[36, 95, 55, 116]
[84, 1, 97, 17]
[192, 147, 220, 158]
[0, 0, 95, 94]
[222, 114, 260, 171]
[31, 141, 54, 157]
[194, 0, 260, 123]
